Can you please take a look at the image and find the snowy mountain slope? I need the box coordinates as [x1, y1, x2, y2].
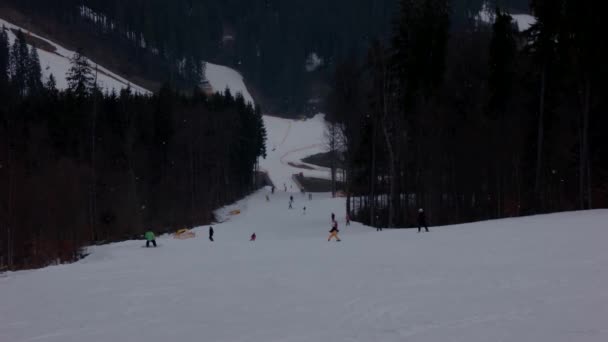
[2, 85, 608, 341]
[0, 18, 150, 94]
[204, 62, 255, 105]
[477, 6, 536, 32]
[260, 114, 332, 190]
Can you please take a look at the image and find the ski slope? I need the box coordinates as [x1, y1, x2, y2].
[2, 61, 608, 342]
[0, 18, 150, 94]
[205, 62, 255, 105]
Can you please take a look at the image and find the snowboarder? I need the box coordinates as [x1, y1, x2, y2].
[209, 226, 214, 242]
[145, 230, 157, 247]
[250, 233, 257, 241]
[328, 221, 341, 242]
[418, 208, 429, 232]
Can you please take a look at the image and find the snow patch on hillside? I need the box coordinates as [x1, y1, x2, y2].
[477, 5, 536, 32]
[204, 62, 254, 105]
[0, 17, 150, 94]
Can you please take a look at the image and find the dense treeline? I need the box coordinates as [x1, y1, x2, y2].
[0, 28, 266, 270]
[4, 0, 529, 114]
[327, 0, 607, 228]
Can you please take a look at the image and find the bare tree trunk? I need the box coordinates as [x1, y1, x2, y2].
[534, 66, 546, 211]
[370, 121, 377, 227]
[581, 78, 591, 209]
[577, 77, 591, 210]
[89, 68, 99, 242]
[381, 120, 396, 228]
[6, 129, 14, 269]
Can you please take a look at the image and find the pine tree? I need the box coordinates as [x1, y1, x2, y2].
[488, 8, 516, 117]
[66, 49, 94, 96]
[10, 30, 30, 96]
[0, 26, 9, 85]
[26, 45, 43, 95]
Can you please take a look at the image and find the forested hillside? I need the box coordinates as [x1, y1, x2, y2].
[325, 0, 607, 229]
[0, 29, 266, 270]
[3, 0, 530, 114]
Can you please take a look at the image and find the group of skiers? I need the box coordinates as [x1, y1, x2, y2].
[143, 180, 430, 248]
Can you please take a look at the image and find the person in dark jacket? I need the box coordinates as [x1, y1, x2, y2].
[209, 226, 214, 242]
[418, 208, 429, 232]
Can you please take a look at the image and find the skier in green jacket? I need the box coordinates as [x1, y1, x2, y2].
[145, 231, 157, 248]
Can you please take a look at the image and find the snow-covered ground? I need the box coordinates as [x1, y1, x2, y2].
[477, 6, 536, 32]
[0, 18, 150, 94]
[2, 192, 608, 342]
[205, 62, 255, 105]
[260, 114, 332, 190]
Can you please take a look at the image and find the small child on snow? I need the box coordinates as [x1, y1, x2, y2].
[145, 231, 157, 247]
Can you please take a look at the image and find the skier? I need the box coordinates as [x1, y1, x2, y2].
[290, 195, 294, 202]
[303, 206, 307, 215]
[250, 233, 257, 241]
[284, 183, 287, 192]
[331, 212, 335, 222]
[145, 230, 157, 247]
[266, 195, 270, 202]
[271, 185, 275, 194]
[308, 193, 312, 201]
[418, 208, 429, 233]
[346, 214, 351, 226]
[209, 226, 214, 242]
[289, 200, 293, 209]
[328, 221, 341, 242]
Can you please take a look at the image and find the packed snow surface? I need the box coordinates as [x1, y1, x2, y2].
[2, 58, 608, 342]
[260, 114, 331, 190]
[0, 18, 150, 94]
[205, 62, 255, 105]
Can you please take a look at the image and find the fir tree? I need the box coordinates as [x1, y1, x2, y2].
[10, 30, 30, 96]
[488, 8, 516, 117]
[66, 48, 94, 96]
[0, 26, 9, 85]
[26, 45, 43, 95]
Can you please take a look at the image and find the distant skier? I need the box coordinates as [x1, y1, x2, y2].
[303, 206, 307, 215]
[271, 185, 275, 194]
[346, 214, 351, 226]
[145, 230, 157, 247]
[290, 195, 294, 202]
[209, 226, 214, 242]
[331, 212, 335, 222]
[266, 195, 270, 202]
[289, 200, 293, 209]
[418, 208, 429, 233]
[250, 233, 257, 241]
[328, 221, 341, 242]
[284, 183, 287, 192]
[308, 193, 312, 201]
